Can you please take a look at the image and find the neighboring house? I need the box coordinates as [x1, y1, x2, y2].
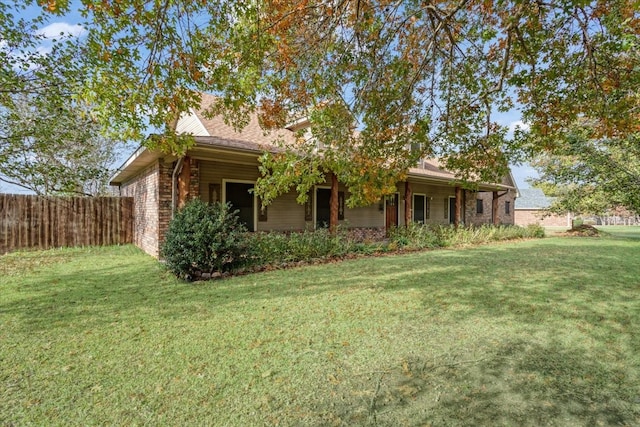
[514, 188, 572, 227]
[111, 94, 519, 257]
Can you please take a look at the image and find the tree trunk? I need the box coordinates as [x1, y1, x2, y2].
[330, 173, 339, 235]
[404, 181, 412, 227]
[177, 156, 191, 209]
[492, 191, 499, 226]
[454, 186, 462, 228]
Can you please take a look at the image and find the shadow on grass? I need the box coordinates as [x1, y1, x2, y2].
[2, 241, 640, 425]
[3, 238, 639, 334]
[312, 338, 640, 426]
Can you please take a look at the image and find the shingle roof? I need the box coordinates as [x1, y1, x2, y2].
[408, 159, 456, 180]
[193, 93, 299, 146]
[192, 136, 285, 154]
[111, 93, 517, 191]
[515, 188, 553, 209]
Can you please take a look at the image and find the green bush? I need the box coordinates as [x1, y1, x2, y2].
[244, 228, 355, 267]
[389, 223, 545, 249]
[388, 223, 440, 249]
[163, 202, 546, 280]
[525, 223, 546, 238]
[161, 200, 247, 279]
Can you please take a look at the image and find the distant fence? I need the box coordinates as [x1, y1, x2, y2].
[0, 194, 134, 254]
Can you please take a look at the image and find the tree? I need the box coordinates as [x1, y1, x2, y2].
[31, 1, 640, 208]
[0, 2, 125, 195]
[0, 2, 82, 106]
[0, 93, 125, 195]
[529, 123, 640, 216]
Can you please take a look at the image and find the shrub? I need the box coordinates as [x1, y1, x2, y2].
[388, 223, 440, 249]
[163, 203, 546, 280]
[244, 228, 356, 267]
[389, 223, 545, 249]
[161, 200, 247, 279]
[525, 223, 546, 238]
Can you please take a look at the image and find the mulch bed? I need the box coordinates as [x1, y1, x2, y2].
[561, 224, 602, 237]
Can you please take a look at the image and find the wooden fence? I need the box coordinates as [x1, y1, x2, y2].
[0, 194, 133, 254]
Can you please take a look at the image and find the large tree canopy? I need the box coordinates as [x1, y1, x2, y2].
[0, 92, 125, 195]
[0, 1, 125, 195]
[28, 0, 640, 205]
[530, 123, 640, 215]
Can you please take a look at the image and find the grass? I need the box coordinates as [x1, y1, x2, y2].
[596, 225, 640, 240]
[1, 235, 640, 426]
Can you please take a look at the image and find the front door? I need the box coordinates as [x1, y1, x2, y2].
[316, 188, 331, 228]
[225, 182, 255, 231]
[385, 194, 398, 230]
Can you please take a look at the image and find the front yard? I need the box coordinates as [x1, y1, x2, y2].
[1, 231, 639, 426]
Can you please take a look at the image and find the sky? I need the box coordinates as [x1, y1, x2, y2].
[1, 3, 538, 194]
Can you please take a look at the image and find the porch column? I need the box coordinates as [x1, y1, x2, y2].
[454, 186, 462, 227]
[188, 158, 200, 200]
[404, 181, 412, 227]
[492, 191, 499, 225]
[177, 156, 191, 209]
[330, 172, 339, 235]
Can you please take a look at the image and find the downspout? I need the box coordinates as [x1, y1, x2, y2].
[171, 156, 185, 219]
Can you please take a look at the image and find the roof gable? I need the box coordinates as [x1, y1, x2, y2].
[186, 93, 298, 146]
[176, 109, 210, 136]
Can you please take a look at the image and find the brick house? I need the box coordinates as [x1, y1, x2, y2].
[514, 188, 572, 227]
[110, 94, 519, 257]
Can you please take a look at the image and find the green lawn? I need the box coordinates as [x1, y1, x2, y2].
[597, 225, 640, 240]
[1, 235, 639, 426]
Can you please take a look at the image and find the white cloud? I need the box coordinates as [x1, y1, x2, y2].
[36, 45, 52, 56]
[508, 120, 530, 134]
[37, 22, 86, 39]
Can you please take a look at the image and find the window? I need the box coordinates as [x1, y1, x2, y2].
[413, 194, 425, 223]
[476, 199, 484, 214]
[505, 201, 511, 215]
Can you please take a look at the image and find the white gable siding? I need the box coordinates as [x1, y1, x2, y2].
[176, 109, 210, 136]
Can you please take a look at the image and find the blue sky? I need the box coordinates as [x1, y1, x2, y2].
[1, 4, 537, 194]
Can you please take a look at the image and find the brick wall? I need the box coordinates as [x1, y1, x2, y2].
[119, 159, 175, 257]
[515, 209, 570, 227]
[464, 190, 516, 226]
[188, 158, 200, 199]
[120, 162, 161, 256]
[157, 160, 173, 256]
